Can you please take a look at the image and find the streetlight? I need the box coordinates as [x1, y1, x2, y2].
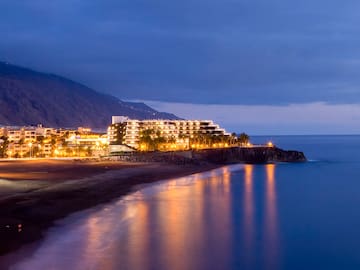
[28, 142, 33, 158]
[38, 144, 41, 157]
[76, 141, 80, 157]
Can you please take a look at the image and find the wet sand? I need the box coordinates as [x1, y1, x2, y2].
[0, 159, 220, 259]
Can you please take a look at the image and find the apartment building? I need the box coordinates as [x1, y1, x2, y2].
[2, 125, 57, 143]
[0, 124, 109, 158]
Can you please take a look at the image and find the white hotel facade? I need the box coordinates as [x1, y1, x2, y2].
[108, 116, 230, 149]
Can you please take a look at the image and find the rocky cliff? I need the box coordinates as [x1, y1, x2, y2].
[192, 147, 307, 164]
[110, 147, 307, 164]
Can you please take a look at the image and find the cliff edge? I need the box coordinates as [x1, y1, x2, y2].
[192, 147, 307, 164]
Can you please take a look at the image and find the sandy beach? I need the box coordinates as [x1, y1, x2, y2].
[0, 159, 220, 258]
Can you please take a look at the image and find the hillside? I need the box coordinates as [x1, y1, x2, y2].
[0, 62, 178, 128]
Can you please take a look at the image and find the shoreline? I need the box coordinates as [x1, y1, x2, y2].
[0, 159, 222, 259]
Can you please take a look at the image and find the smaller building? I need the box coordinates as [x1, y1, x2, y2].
[0, 125, 91, 158]
[64, 133, 108, 157]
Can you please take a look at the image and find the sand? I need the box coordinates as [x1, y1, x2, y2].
[0, 159, 220, 257]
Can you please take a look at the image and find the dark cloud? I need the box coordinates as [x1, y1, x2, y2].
[1, 0, 360, 105]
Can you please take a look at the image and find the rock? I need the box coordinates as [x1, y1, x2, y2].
[192, 147, 307, 164]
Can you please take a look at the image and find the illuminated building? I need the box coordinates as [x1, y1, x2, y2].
[108, 116, 230, 149]
[1, 125, 107, 158]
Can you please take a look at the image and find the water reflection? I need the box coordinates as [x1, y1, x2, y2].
[156, 174, 203, 270]
[8, 164, 282, 270]
[240, 164, 280, 269]
[242, 165, 255, 267]
[156, 167, 233, 270]
[126, 202, 150, 269]
[264, 164, 279, 269]
[83, 216, 117, 270]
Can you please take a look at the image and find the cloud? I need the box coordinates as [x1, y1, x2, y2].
[1, 0, 360, 105]
[136, 100, 360, 135]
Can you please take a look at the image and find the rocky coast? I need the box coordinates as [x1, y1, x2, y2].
[110, 146, 307, 164]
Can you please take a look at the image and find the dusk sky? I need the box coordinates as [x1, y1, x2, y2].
[1, 0, 360, 134]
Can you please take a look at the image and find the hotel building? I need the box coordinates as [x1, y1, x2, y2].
[108, 116, 230, 150]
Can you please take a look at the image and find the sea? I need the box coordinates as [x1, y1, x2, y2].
[6, 135, 360, 270]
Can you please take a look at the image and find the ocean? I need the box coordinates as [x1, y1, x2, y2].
[8, 135, 360, 270]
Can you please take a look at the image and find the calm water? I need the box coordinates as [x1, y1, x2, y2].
[8, 136, 360, 269]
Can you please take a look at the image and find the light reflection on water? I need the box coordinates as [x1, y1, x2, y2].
[264, 164, 279, 269]
[10, 164, 281, 270]
[243, 165, 254, 267]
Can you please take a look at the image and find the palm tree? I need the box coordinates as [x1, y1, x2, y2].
[18, 138, 25, 157]
[36, 135, 45, 157]
[139, 128, 155, 151]
[238, 133, 250, 146]
[230, 133, 237, 146]
[0, 136, 9, 158]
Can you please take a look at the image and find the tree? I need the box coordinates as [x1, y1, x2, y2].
[230, 133, 238, 146]
[35, 136, 45, 157]
[167, 136, 176, 144]
[139, 128, 167, 151]
[238, 133, 250, 146]
[139, 128, 155, 151]
[0, 136, 9, 158]
[86, 147, 93, 157]
[18, 138, 25, 157]
[18, 138, 25, 145]
[36, 135, 45, 144]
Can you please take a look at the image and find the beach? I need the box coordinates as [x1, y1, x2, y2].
[0, 159, 219, 257]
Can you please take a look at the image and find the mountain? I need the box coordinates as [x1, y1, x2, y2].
[0, 61, 178, 128]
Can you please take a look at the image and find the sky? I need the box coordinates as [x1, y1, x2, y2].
[1, 0, 360, 134]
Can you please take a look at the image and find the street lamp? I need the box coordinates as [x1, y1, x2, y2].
[76, 141, 80, 157]
[38, 144, 41, 157]
[28, 142, 33, 158]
